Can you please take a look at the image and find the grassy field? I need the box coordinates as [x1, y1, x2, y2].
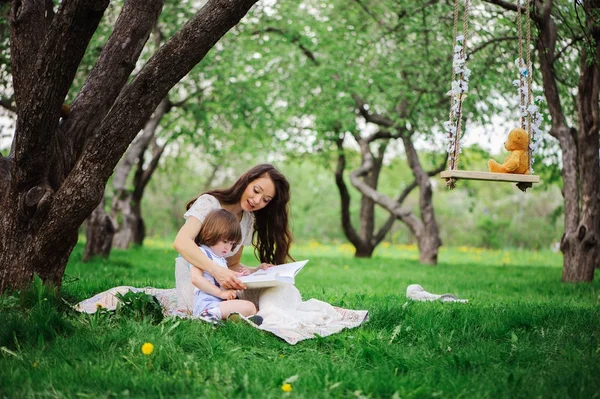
[1, 240, 599, 398]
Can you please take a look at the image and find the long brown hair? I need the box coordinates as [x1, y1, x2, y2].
[186, 164, 293, 264]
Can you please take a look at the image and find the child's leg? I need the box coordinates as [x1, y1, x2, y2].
[218, 300, 256, 319]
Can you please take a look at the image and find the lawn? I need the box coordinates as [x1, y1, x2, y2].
[1, 240, 599, 398]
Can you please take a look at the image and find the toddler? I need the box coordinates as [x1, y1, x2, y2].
[190, 209, 257, 322]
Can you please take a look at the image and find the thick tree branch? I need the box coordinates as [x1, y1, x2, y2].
[352, 93, 396, 128]
[374, 159, 437, 246]
[138, 138, 166, 192]
[348, 134, 423, 236]
[49, 0, 259, 230]
[12, 0, 108, 189]
[483, 0, 543, 24]
[366, 129, 405, 143]
[113, 97, 169, 193]
[9, 0, 46, 109]
[61, 0, 164, 159]
[485, 0, 519, 12]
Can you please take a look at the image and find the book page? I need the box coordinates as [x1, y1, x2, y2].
[240, 260, 309, 280]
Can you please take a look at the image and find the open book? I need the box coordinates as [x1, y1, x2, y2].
[239, 260, 309, 289]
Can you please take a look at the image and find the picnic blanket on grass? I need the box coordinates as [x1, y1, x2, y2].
[75, 285, 368, 345]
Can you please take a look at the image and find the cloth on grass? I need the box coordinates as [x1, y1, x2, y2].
[75, 285, 368, 345]
[406, 284, 468, 303]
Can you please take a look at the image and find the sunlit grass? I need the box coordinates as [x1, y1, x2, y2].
[292, 241, 562, 268]
[1, 239, 598, 398]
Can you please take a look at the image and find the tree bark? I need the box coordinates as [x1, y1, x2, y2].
[112, 134, 166, 249]
[0, 0, 259, 292]
[107, 97, 169, 250]
[83, 199, 115, 262]
[562, 1, 600, 281]
[334, 136, 394, 258]
[401, 134, 442, 264]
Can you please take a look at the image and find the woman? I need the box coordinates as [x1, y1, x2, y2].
[77, 163, 368, 343]
[173, 164, 293, 292]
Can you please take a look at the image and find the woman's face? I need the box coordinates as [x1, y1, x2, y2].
[240, 175, 276, 212]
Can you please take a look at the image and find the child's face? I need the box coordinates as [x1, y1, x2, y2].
[210, 240, 236, 256]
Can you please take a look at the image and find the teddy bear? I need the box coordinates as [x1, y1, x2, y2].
[488, 127, 530, 174]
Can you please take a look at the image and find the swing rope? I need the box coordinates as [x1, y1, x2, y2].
[525, 0, 535, 173]
[517, 0, 536, 174]
[442, 0, 542, 190]
[445, 0, 471, 189]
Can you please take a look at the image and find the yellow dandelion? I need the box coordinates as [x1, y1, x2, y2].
[281, 383, 293, 392]
[344, 265, 349, 270]
[141, 342, 154, 355]
[279, 354, 285, 358]
[32, 362, 38, 368]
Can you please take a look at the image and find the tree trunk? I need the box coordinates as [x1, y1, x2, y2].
[112, 132, 165, 250]
[488, 0, 600, 281]
[112, 186, 146, 248]
[131, 198, 146, 246]
[531, 0, 600, 281]
[354, 246, 375, 258]
[109, 97, 169, 250]
[334, 135, 395, 258]
[348, 95, 444, 265]
[0, 0, 259, 293]
[562, 3, 600, 280]
[83, 200, 115, 262]
[402, 135, 441, 264]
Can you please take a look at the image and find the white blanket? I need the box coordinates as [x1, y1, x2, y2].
[75, 285, 368, 345]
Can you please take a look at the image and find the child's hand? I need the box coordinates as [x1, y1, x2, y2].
[218, 290, 237, 300]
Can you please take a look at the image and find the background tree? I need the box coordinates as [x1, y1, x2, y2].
[486, 0, 599, 282]
[0, 0, 259, 292]
[223, 0, 537, 263]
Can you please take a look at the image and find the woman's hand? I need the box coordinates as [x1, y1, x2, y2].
[218, 289, 238, 300]
[236, 266, 253, 276]
[212, 267, 246, 290]
[258, 262, 275, 270]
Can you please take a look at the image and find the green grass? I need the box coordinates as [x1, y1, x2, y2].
[1, 240, 599, 398]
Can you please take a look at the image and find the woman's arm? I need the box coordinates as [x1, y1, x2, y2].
[173, 217, 246, 290]
[226, 248, 274, 274]
[226, 247, 257, 274]
[190, 268, 235, 299]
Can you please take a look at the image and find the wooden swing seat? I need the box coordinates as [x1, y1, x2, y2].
[440, 170, 540, 184]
